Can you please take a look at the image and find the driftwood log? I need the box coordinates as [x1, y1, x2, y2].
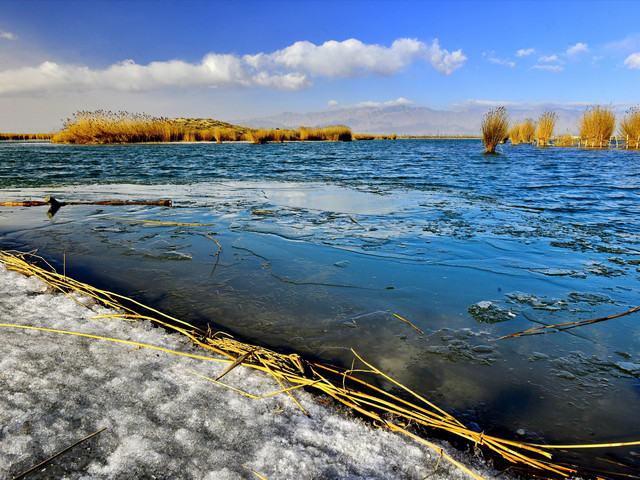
[0, 196, 172, 217]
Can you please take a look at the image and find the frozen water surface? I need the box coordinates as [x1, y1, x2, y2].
[1, 140, 640, 476]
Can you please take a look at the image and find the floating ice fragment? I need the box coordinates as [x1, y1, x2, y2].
[615, 362, 640, 375]
[467, 301, 515, 324]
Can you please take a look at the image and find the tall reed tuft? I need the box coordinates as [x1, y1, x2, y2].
[536, 111, 557, 147]
[579, 105, 616, 148]
[509, 124, 522, 145]
[520, 118, 536, 143]
[619, 106, 640, 149]
[481, 106, 509, 153]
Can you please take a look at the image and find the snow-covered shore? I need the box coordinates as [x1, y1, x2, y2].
[0, 263, 504, 480]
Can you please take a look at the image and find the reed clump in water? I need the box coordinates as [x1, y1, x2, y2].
[509, 118, 536, 145]
[509, 124, 522, 145]
[481, 107, 509, 153]
[619, 106, 640, 149]
[536, 111, 557, 147]
[578, 105, 616, 148]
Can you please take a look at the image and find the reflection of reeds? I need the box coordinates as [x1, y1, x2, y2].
[481, 107, 509, 153]
[536, 111, 557, 147]
[579, 105, 616, 148]
[619, 106, 640, 149]
[3, 247, 639, 480]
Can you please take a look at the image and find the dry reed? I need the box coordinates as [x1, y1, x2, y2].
[3, 248, 639, 479]
[0, 132, 53, 141]
[509, 124, 522, 145]
[510, 119, 536, 145]
[554, 134, 576, 148]
[578, 105, 616, 148]
[536, 112, 557, 147]
[481, 107, 509, 153]
[619, 106, 640, 149]
[51, 111, 353, 144]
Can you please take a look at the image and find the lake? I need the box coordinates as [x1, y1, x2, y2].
[1, 139, 639, 473]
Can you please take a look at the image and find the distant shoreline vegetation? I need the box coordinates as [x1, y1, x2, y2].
[38, 111, 354, 145]
[0, 133, 53, 141]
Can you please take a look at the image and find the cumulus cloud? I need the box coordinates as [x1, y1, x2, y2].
[516, 48, 534, 57]
[247, 38, 465, 77]
[0, 30, 17, 40]
[532, 65, 564, 72]
[328, 100, 339, 107]
[624, 53, 640, 69]
[566, 42, 589, 56]
[0, 38, 466, 96]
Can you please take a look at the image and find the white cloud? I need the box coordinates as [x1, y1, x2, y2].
[605, 34, 640, 53]
[516, 48, 534, 57]
[248, 38, 466, 77]
[0, 38, 466, 96]
[532, 65, 564, 72]
[328, 100, 339, 107]
[0, 30, 17, 40]
[538, 55, 559, 62]
[483, 51, 515, 67]
[0, 56, 310, 95]
[353, 97, 414, 108]
[624, 53, 640, 69]
[566, 42, 589, 56]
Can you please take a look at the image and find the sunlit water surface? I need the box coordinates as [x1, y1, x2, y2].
[1, 140, 639, 471]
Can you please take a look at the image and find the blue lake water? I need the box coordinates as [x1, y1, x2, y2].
[1, 140, 640, 472]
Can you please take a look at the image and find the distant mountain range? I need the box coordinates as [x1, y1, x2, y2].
[236, 101, 598, 136]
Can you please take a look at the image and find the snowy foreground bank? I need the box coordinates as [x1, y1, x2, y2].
[0, 264, 506, 480]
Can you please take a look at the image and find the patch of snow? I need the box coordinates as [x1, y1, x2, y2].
[0, 264, 507, 479]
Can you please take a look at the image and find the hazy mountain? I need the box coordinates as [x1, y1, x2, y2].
[236, 101, 591, 136]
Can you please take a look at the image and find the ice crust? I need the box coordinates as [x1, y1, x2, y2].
[0, 264, 506, 479]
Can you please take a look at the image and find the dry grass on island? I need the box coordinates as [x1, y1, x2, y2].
[48, 110, 354, 145]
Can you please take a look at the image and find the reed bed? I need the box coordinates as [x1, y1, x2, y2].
[578, 105, 616, 148]
[481, 107, 509, 153]
[353, 133, 397, 141]
[510, 119, 536, 145]
[50, 111, 352, 144]
[3, 248, 639, 479]
[536, 112, 557, 147]
[0, 132, 53, 141]
[619, 107, 640, 149]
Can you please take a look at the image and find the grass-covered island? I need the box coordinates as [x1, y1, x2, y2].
[47, 110, 354, 144]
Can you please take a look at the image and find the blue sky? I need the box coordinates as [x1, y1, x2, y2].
[1, 0, 640, 131]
